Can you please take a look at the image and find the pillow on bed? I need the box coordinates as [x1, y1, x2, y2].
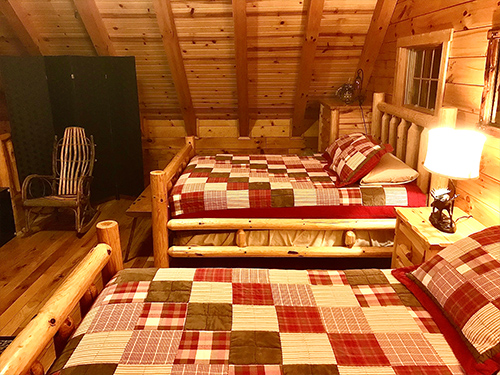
[360, 153, 419, 185]
[324, 132, 365, 161]
[400, 226, 500, 373]
[328, 133, 391, 187]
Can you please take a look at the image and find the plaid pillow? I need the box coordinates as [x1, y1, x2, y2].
[328, 133, 390, 187]
[408, 226, 500, 368]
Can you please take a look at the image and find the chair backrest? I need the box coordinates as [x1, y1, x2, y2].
[54, 127, 95, 195]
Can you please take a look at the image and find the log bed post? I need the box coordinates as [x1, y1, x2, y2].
[371, 92, 384, 141]
[151, 170, 170, 268]
[0, 243, 112, 375]
[96, 220, 124, 282]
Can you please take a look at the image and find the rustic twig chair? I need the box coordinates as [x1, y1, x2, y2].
[22, 127, 97, 234]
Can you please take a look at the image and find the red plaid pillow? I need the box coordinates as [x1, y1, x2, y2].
[401, 226, 500, 374]
[328, 133, 391, 187]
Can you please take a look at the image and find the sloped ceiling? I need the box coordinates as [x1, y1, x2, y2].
[0, 0, 393, 135]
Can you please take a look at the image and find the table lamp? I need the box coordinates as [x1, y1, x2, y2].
[423, 127, 486, 233]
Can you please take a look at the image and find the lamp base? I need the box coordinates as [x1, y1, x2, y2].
[429, 211, 456, 233]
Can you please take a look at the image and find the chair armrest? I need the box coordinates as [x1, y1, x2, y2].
[22, 175, 57, 201]
[76, 176, 93, 202]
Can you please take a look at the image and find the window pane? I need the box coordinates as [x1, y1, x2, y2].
[432, 47, 442, 79]
[410, 78, 420, 105]
[419, 80, 429, 107]
[429, 81, 438, 109]
[413, 50, 423, 78]
[423, 50, 432, 79]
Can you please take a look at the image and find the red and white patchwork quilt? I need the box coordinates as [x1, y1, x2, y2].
[50, 268, 467, 374]
[169, 154, 422, 217]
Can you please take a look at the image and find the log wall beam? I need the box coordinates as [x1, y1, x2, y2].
[291, 0, 325, 137]
[232, 0, 250, 137]
[72, 0, 117, 56]
[355, 0, 398, 93]
[153, 0, 197, 136]
[0, 0, 50, 55]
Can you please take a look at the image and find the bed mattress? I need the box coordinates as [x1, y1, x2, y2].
[50, 267, 465, 374]
[170, 154, 426, 219]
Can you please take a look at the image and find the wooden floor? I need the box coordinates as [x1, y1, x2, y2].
[0, 198, 153, 337]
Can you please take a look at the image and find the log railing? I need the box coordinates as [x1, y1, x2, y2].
[0, 221, 123, 375]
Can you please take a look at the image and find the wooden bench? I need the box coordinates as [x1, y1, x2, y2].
[124, 186, 152, 261]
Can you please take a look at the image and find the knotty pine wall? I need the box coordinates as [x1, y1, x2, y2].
[368, 0, 500, 226]
[142, 106, 372, 173]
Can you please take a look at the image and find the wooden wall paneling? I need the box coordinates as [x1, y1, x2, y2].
[232, 0, 249, 136]
[356, 0, 398, 95]
[153, 0, 196, 136]
[291, 0, 326, 136]
[0, 0, 50, 55]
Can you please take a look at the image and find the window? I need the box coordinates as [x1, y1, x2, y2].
[393, 29, 453, 114]
[405, 46, 442, 110]
[479, 29, 500, 129]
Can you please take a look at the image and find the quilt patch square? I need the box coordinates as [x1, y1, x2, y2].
[229, 364, 281, 374]
[271, 284, 315, 306]
[363, 306, 421, 333]
[407, 307, 440, 334]
[233, 283, 274, 305]
[232, 305, 279, 332]
[120, 330, 182, 365]
[375, 332, 444, 367]
[319, 307, 371, 334]
[280, 333, 335, 365]
[88, 303, 143, 334]
[310, 285, 359, 307]
[174, 331, 230, 365]
[229, 331, 282, 365]
[135, 303, 187, 330]
[190, 282, 233, 304]
[232, 269, 270, 284]
[145, 281, 192, 303]
[282, 364, 339, 375]
[344, 269, 389, 286]
[268, 270, 309, 285]
[276, 306, 325, 333]
[328, 333, 390, 367]
[352, 285, 402, 307]
[194, 269, 233, 283]
[443, 282, 489, 328]
[171, 364, 229, 374]
[308, 270, 348, 286]
[102, 281, 150, 305]
[392, 366, 453, 375]
[185, 303, 233, 331]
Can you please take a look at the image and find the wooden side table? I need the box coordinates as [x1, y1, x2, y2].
[124, 186, 152, 261]
[392, 207, 486, 268]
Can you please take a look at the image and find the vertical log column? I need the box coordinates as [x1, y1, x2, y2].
[96, 220, 124, 282]
[371, 93, 385, 141]
[151, 170, 169, 268]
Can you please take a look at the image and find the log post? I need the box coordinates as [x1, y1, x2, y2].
[381, 113, 390, 144]
[371, 92, 385, 141]
[151, 170, 169, 268]
[330, 109, 340, 146]
[96, 220, 124, 283]
[396, 119, 410, 161]
[344, 230, 356, 248]
[79, 284, 98, 317]
[236, 229, 247, 247]
[388, 116, 399, 152]
[185, 136, 195, 158]
[54, 316, 75, 356]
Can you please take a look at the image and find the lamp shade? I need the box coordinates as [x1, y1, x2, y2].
[424, 128, 486, 180]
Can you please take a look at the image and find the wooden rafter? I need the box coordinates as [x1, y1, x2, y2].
[153, 0, 196, 136]
[73, 0, 117, 56]
[356, 0, 398, 94]
[232, 0, 250, 137]
[291, 0, 325, 137]
[0, 0, 50, 55]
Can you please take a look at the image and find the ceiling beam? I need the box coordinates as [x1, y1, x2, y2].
[356, 0, 398, 95]
[153, 0, 196, 136]
[291, 0, 325, 137]
[0, 0, 50, 55]
[232, 0, 249, 137]
[73, 0, 117, 56]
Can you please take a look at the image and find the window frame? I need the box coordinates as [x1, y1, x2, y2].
[479, 28, 500, 129]
[393, 29, 453, 115]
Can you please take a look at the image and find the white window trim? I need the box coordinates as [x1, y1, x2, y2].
[393, 29, 453, 114]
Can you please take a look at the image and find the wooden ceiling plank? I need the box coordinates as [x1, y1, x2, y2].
[0, 0, 50, 55]
[356, 0, 398, 95]
[72, 0, 117, 56]
[291, 0, 325, 137]
[153, 0, 196, 136]
[232, 0, 250, 137]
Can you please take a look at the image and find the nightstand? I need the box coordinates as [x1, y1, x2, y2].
[392, 207, 486, 268]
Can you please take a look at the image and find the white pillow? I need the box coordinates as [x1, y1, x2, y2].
[360, 153, 419, 185]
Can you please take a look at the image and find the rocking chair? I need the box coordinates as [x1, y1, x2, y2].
[22, 127, 97, 234]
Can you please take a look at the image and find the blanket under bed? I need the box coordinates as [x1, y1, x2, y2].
[170, 154, 426, 218]
[50, 267, 465, 374]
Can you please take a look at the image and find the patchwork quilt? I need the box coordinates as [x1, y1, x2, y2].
[170, 154, 421, 217]
[50, 268, 466, 374]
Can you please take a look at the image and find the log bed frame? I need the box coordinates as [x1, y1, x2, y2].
[150, 93, 458, 267]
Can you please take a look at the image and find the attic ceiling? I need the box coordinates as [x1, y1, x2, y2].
[0, 0, 391, 135]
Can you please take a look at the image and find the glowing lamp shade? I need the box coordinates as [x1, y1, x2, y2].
[424, 128, 486, 180]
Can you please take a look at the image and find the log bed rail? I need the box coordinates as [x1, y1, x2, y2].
[150, 93, 458, 268]
[0, 221, 123, 375]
